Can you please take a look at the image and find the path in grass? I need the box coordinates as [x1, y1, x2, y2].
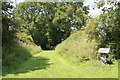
[4, 51, 118, 78]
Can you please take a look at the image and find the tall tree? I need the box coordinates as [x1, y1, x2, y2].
[89, 0, 120, 59]
[16, 2, 89, 49]
[2, 2, 16, 47]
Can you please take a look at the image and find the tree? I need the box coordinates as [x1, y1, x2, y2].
[2, 2, 16, 47]
[16, 2, 89, 49]
[88, 0, 120, 59]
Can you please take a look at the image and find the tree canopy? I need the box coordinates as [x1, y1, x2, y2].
[2, 0, 120, 59]
[2, 2, 16, 47]
[86, 0, 120, 59]
[16, 2, 89, 49]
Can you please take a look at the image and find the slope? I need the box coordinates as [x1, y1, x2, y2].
[55, 29, 98, 63]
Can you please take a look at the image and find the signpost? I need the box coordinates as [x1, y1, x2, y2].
[98, 48, 110, 53]
[98, 48, 110, 65]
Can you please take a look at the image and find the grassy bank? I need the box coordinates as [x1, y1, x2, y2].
[55, 30, 98, 63]
[3, 43, 42, 76]
[2, 32, 42, 76]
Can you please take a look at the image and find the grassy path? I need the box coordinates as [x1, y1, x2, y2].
[4, 51, 118, 78]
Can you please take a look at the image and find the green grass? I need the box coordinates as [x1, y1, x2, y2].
[3, 51, 118, 78]
[56, 30, 98, 63]
[2, 43, 42, 76]
[3, 31, 42, 76]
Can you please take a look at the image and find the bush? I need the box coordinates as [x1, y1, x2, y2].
[16, 32, 34, 45]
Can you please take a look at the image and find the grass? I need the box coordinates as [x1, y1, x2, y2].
[2, 30, 118, 78]
[2, 43, 42, 76]
[3, 51, 118, 78]
[3, 32, 42, 76]
[56, 30, 98, 63]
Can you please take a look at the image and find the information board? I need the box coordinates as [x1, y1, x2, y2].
[98, 48, 110, 53]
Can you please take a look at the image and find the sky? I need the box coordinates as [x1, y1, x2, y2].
[10, 0, 112, 17]
[83, 0, 103, 17]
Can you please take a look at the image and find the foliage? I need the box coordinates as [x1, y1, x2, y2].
[2, 1, 119, 77]
[2, 32, 42, 75]
[55, 29, 98, 63]
[2, 3, 42, 74]
[2, 32, 42, 76]
[16, 32, 43, 56]
[85, 18, 99, 39]
[2, 2, 16, 47]
[16, 32, 34, 45]
[16, 2, 89, 49]
[56, 0, 120, 65]
[2, 43, 42, 76]
[89, 0, 120, 59]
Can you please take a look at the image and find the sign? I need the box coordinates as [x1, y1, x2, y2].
[98, 48, 110, 53]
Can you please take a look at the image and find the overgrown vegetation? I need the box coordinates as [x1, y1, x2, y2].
[2, 0, 120, 78]
[85, 0, 120, 60]
[55, 26, 98, 63]
[2, 2, 42, 76]
[16, 2, 89, 50]
[56, 1, 120, 63]
[2, 32, 42, 75]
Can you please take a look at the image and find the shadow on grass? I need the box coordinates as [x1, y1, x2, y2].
[2, 44, 32, 76]
[2, 44, 51, 76]
[13, 56, 51, 75]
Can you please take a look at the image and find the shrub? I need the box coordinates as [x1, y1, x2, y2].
[16, 32, 34, 45]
